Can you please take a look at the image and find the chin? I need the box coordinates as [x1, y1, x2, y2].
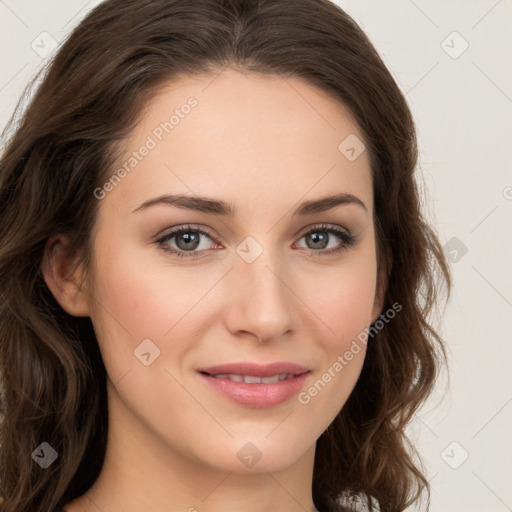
[185, 431, 314, 474]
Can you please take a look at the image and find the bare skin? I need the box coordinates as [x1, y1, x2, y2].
[44, 68, 385, 512]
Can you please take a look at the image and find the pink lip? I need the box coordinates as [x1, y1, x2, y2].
[196, 362, 310, 409]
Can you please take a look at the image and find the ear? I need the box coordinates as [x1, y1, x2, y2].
[42, 235, 91, 317]
[370, 246, 393, 323]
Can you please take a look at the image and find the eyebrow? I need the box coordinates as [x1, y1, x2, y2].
[132, 192, 367, 216]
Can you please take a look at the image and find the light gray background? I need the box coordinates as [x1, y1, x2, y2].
[1, 1, 511, 511]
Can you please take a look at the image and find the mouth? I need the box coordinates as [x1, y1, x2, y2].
[196, 362, 311, 408]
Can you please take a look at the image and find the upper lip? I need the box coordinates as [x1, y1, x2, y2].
[197, 362, 310, 377]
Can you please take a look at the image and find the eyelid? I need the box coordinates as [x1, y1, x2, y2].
[296, 222, 351, 237]
[155, 224, 218, 242]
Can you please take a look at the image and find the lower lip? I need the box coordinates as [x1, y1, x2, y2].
[198, 372, 310, 408]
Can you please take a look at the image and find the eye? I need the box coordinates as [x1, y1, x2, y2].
[156, 223, 357, 259]
[294, 224, 357, 256]
[156, 225, 218, 259]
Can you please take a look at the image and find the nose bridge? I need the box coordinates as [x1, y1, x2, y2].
[225, 239, 296, 341]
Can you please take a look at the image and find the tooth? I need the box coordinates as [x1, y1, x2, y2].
[243, 375, 263, 384]
[227, 374, 244, 382]
[211, 373, 295, 383]
[261, 375, 280, 384]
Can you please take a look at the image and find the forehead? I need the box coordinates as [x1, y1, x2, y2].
[104, 68, 373, 218]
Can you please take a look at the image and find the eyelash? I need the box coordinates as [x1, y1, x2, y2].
[156, 223, 357, 259]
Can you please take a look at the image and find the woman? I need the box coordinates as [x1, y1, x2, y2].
[0, 1, 450, 511]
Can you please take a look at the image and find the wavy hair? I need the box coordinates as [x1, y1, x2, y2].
[0, 1, 450, 510]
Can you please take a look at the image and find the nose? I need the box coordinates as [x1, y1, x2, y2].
[223, 245, 298, 343]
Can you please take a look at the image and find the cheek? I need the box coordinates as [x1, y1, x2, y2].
[294, 251, 377, 416]
[86, 237, 210, 379]
[303, 252, 378, 349]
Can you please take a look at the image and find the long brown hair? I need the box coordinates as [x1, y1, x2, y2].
[0, 1, 450, 511]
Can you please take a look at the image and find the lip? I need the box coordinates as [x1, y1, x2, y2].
[196, 362, 311, 409]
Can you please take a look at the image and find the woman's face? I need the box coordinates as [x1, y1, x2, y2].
[83, 68, 381, 473]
